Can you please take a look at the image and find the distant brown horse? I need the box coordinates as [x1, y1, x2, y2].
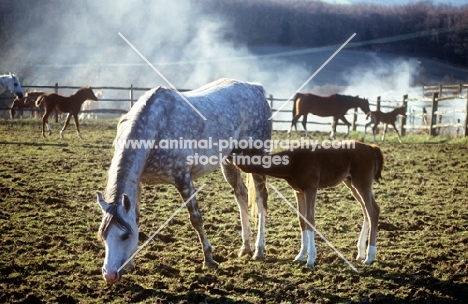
[290, 93, 371, 138]
[362, 105, 406, 143]
[36, 86, 98, 139]
[229, 141, 382, 267]
[9, 91, 44, 118]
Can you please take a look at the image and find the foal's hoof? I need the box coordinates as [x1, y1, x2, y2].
[252, 247, 265, 261]
[238, 246, 253, 257]
[203, 260, 219, 269]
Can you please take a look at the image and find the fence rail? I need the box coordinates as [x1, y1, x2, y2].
[1, 83, 467, 137]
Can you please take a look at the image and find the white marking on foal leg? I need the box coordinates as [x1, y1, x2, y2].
[60, 130, 65, 138]
[357, 220, 370, 261]
[252, 203, 266, 260]
[294, 230, 308, 263]
[46, 123, 52, 135]
[270, 184, 358, 272]
[365, 246, 377, 265]
[305, 230, 316, 267]
[77, 131, 83, 139]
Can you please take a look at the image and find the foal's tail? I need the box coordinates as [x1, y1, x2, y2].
[35, 96, 44, 107]
[372, 145, 384, 184]
[246, 173, 268, 223]
[291, 93, 301, 118]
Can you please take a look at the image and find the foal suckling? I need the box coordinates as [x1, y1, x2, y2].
[230, 141, 383, 267]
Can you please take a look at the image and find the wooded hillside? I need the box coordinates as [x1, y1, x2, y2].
[207, 1, 468, 66]
[1, 0, 467, 67]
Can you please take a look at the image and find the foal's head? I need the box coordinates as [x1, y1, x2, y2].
[394, 105, 406, 117]
[77, 86, 99, 102]
[96, 192, 138, 284]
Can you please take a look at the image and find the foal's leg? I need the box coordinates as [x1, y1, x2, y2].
[72, 113, 83, 139]
[60, 113, 72, 138]
[175, 173, 217, 269]
[41, 106, 53, 137]
[250, 173, 268, 261]
[301, 114, 310, 138]
[289, 114, 301, 136]
[343, 179, 380, 264]
[372, 123, 378, 143]
[362, 120, 373, 142]
[220, 163, 252, 257]
[381, 124, 388, 142]
[293, 188, 317, 267]
[391, 123, 403, 143]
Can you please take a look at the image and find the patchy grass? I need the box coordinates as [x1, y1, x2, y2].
[1, 119, 467, 303]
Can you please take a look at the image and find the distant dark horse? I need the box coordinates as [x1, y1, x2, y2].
[362, 105, 406, 143]
[35, 86, 98, 139]
[289, 93, 371, 138]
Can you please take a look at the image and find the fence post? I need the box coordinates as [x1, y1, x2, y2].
[376, 96, 381, 111]
[352, 107, 358, 131]
[129, 84, 134, 108]
[439, 84, 443, 97]
[54, 83, 59, 123]
[267, 94, 273, 108]
[399, 94, 408, 136]
[464, 91, 468, 137]
[430, 92, 439, 136]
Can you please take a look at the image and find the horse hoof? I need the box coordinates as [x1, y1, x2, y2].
[203, 260, 219, 269]
[60, 130, 64, 138]
[238, 247, 253, 257]
[252, 247, 265, 261]
[293, 258, 305, 265]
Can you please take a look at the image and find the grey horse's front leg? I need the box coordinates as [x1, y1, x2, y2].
[175, 174, 218, 269]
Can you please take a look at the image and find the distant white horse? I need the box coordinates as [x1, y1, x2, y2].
[96, 79, 271, 284]
[0, 73, 24, 98]
[79, 91, 102, 119]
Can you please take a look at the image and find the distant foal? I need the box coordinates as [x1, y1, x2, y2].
[362, 106, 406, 143]
[230, 141, 383, 267]
[35, 86, 98, 139]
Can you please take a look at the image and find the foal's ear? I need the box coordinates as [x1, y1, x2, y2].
[96, 192, 108, 213]
[122, 194, 131, 213]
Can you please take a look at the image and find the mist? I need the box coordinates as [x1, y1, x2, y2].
[3, 0, 429, 122]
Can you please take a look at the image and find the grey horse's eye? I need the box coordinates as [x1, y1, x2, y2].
[121, 232, 130, 241]
[14, 83, 18, 86]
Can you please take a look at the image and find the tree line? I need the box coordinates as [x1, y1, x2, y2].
[206, 1, 468, 66]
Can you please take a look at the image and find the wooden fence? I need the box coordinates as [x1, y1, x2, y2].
[1, 83, 467, 137]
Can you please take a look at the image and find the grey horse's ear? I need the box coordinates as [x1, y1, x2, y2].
[96, 192, 108, 213]
[122, 194, 131, 213]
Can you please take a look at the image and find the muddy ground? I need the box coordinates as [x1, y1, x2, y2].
[0, 119, 467, 303]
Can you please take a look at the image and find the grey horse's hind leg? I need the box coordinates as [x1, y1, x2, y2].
[221, 163, 253, 257]
[174, 173, 218, 269]
[251, 173, 268, 261]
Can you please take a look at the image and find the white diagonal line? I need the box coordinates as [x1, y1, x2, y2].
[269, 33, 356, 120]
[269, 184, 358, 272]
[117, 184, 207, 272]
[118, 32, 207, 120]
